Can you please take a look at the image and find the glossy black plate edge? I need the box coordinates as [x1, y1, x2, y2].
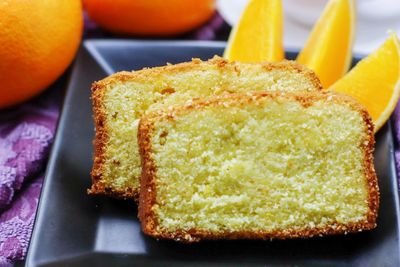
[389, 119, 400, 255]
[25, 44, 109, 267]
[83, 39, 306, 74]
[84, 39, 227, 75]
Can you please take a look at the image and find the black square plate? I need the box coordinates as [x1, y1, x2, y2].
[26, 40, 400, 266]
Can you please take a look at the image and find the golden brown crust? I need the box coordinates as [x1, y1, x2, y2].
[138, 118, 158, 234]
[88, 82, 107, 195]
[138, 90, 379, 242]
[88, 79, 139, 199]
[89, 56, 323, 199]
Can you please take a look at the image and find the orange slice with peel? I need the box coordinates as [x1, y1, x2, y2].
[223, 0, 284, 63]
[297, 0, 355, 88]
[330, 33, 400, 132]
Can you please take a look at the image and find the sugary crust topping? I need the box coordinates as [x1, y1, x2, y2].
[92, 56, 323, 93]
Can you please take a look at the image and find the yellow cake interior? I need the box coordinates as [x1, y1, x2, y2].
[101, 64, 320, 193]
[150, 98, 369, 233]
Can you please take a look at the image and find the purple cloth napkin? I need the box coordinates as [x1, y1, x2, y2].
[0, 176, 43, 266]
[0, 85, 62, 266]
[0, 13, 226, 266]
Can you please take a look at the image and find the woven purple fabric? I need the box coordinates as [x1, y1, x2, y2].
[0, 85, 62, 266]
[0, 176, 43, 266]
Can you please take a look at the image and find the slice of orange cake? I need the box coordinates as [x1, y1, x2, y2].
[138, 91, 379, 242]
[90, 56, 322, 199]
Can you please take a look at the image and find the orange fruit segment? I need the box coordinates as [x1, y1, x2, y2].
[330, 33, 400, 132]
[223, 0, 284, 63]
[297, 0, 355, 88]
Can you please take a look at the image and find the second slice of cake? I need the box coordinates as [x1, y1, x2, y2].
[90, 56, 322, 199]
[138, 91, 379, 242]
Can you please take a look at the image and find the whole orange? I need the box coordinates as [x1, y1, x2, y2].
[83, 0, 215, 36]
[0, 0, 83, 108]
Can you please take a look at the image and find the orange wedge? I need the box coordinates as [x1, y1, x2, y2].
[330, 33, 400, 132]
[223, 0, 284, 63]
[297, 0, 355, 88]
